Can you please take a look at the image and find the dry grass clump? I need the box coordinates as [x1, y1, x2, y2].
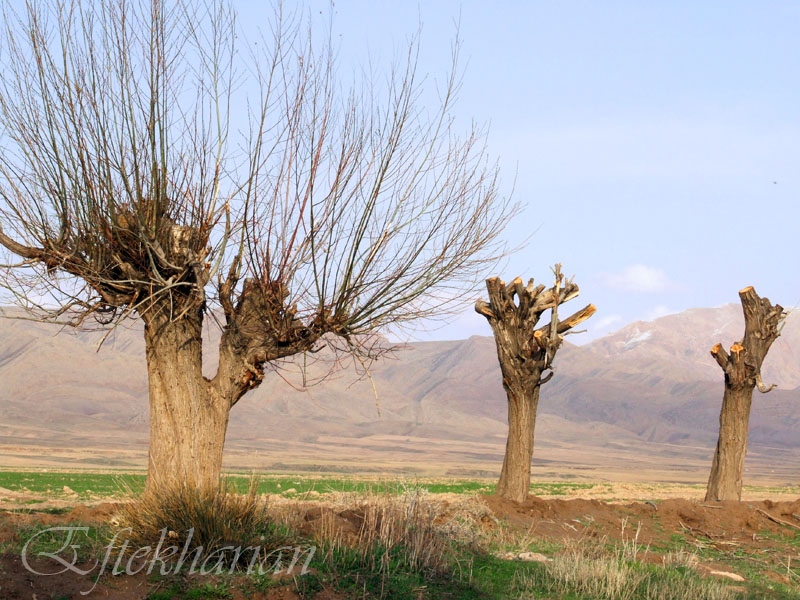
[541, 545, 642, 599]
[639, 572, 739, 600]
[524, 549, 737, 600]
[516, 528, 739, 600]
[114, 480, 291, 569]
[662, 549, 700, 570]
[433, 492, 497, 549]
[313, 487, 456, 576]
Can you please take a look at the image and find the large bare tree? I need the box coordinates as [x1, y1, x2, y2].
[0, 1, 513, 492]
[476, 265, 595, 503]
[705, 286, 785, 502]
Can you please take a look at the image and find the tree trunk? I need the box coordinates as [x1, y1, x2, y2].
[476, 270, 595, 504]
[143, 310, 230, 494]
[704, 287, 785, 502]
[705, 386, 753, 502]
[496, 385, 540, 503]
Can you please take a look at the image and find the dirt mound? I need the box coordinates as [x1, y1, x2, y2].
[483, 494, 800, 547]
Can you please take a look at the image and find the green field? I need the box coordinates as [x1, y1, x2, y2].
[0, 470, 607, 499]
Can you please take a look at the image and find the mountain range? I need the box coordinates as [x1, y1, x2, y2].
[0, 303, 798, 483]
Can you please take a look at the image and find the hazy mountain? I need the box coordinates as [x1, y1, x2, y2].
[587, 304, 800, 388]
[0, 303, 798, 475]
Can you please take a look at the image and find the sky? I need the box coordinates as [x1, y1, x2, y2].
[234, 0, 799, 343]
[3, 1, 798, 343]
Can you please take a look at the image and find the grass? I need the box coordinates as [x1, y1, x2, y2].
[0, 519, 111, 563]
[8, 532, 746, 600]
[2, 470, 799, 502]
[2, 470, 800, 598]
[115, 479, 294, 571]
[518, 552, 740, 600]
[184, 582, 233, 599]
[0, 469, 611, 499]
[529, 481, 604, 496]
[654, 530, 800, 599]
[0, 470, 144, 497]
[511, 523, 741, 600]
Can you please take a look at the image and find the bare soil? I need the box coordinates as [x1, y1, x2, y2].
[2, 493, 799, 597]
[483, 495, 800, 547]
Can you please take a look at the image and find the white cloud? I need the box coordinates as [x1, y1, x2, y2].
[598, 264, 676, 293]
[594, 314, 623, 330]
[642, 305, 677, 321]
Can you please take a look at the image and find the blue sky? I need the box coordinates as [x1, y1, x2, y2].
[4, 1, 797, 342]
[257, 0, 799, 342]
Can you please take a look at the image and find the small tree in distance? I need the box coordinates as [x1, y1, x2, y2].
[476, 265, 595, 503]
[0, 1, 515, 493]
[705, 286, 785, 502]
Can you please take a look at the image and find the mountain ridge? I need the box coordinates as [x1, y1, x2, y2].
[0, 303, 798, 481]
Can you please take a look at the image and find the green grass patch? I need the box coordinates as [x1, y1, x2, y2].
[0, 470, 144, 497]
[657, 531, 800, 599]
[529, 481, 602, 496]
[0, 469, 613, 501]
[0, 520, 111, 562]
[184, 582, 233, 599]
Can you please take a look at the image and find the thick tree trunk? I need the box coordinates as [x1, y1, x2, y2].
[496, 385, 540, 503]
[704, 287, 785, 502]
[143, 310, 231, 493]
[139, 280, 321, 495]
[705, 386, 752, 502]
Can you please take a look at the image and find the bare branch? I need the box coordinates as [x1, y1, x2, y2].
[0, 226, 44, 260]
[755, 372, 778, 394]
[0, 0, 515, 402]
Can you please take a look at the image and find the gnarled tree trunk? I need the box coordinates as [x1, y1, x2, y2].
[705, 286, 785, 502]
[477, 265, 595, 503]
[143, 308, 230, 493]
[141, 280, 322, 494]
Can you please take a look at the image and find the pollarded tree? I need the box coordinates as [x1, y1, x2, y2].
[0, 1, 514, 493]
[705, 286, 785, 502]
[476, 265, 595, 503]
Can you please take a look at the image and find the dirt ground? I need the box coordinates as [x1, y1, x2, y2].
[480, 495, 800, 588]
[1, 493, 799, 598]
[483, 495, 800, 546]
[0, 554, 343, 600]
[0, 503, 346, 600]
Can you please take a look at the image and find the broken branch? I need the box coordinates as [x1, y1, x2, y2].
[536, 303, 597, 337]
[755, 372, 777, 394]
[710, 343, 730, 372]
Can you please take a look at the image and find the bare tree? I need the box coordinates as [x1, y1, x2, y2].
[0, 1, 514, 492]
[476, 265, 595, 503]
[705, 287, 785, 502]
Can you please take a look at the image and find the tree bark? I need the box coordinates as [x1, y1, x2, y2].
[705, 387, 752, 502]
[496, 385, 540, 503]
[704, 287, 785, 502]
[477, 267, 594, 503]
[143, 309, 230, 494]
[139, 279, 322, 494]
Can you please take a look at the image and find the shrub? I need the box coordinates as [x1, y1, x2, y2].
[314, 487, 453, 577]
[114, 479, 292, 570]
